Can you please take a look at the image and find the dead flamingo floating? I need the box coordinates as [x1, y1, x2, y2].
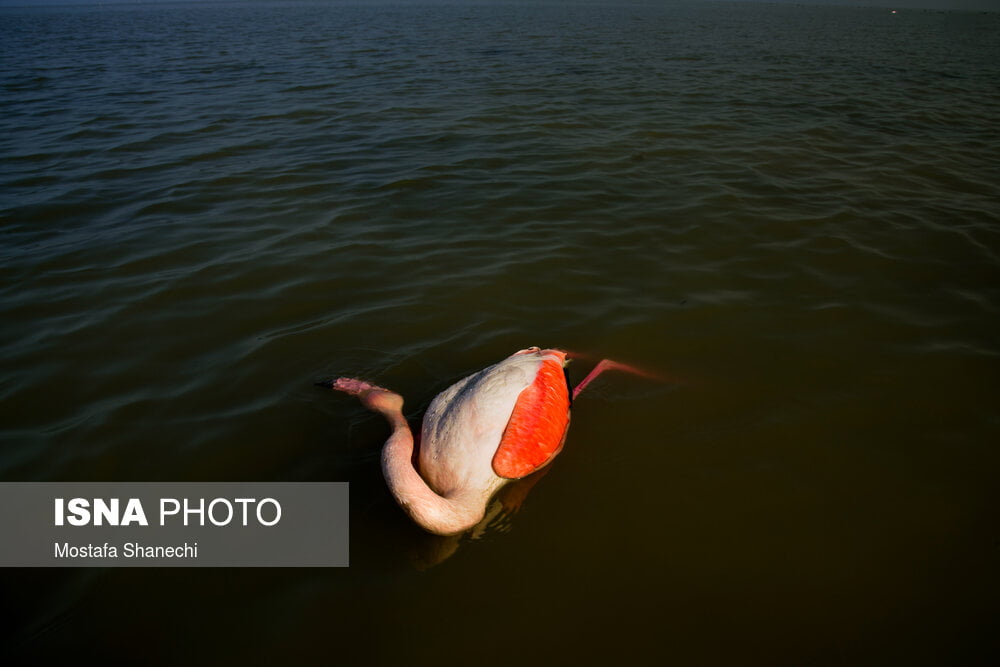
[321, 347, 654, 536]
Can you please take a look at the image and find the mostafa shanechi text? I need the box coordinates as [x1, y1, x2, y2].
[54, 541, 199, 559]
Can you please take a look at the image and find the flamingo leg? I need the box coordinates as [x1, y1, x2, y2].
[319, 377, 402, 414]
[571, 359, 660, 400]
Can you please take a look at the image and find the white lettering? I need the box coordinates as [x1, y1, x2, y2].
[160, 498, 180, 524]
[121, 498, 148, 526]
[53, 542, 117, 558]
[92, 498, 117, 526]
[208, 498, 233, 526]
[234, 498, 254, 523]
[123, 542, 198, 558]
[184, 498, 205, 526]
[158, 497, 282, 526]
[53, 498, 149, 526]
[67, 498, 90, 526]
[258, 498, 281, 526]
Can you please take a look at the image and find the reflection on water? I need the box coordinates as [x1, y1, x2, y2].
[2, 1, 999, 665]
[406, 469, 552, 570]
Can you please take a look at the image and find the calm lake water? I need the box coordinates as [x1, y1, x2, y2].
[2, 0, 999, 664]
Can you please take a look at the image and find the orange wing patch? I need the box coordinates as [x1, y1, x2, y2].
[492, 359, 571, 479]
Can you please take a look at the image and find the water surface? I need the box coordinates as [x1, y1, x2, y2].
[2, 1, 999, 664]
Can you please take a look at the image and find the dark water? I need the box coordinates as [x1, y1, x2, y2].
[2, 0, 999, 664]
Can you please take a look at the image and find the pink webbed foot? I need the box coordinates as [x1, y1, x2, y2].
[320, 377, 402, 414]
[326, 377, 389, 396]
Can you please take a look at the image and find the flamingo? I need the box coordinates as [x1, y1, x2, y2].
[322, 347, 649, 536]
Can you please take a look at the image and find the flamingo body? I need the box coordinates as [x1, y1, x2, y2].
[419, 347, 569, 498]
[326, 346, 647, 535]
